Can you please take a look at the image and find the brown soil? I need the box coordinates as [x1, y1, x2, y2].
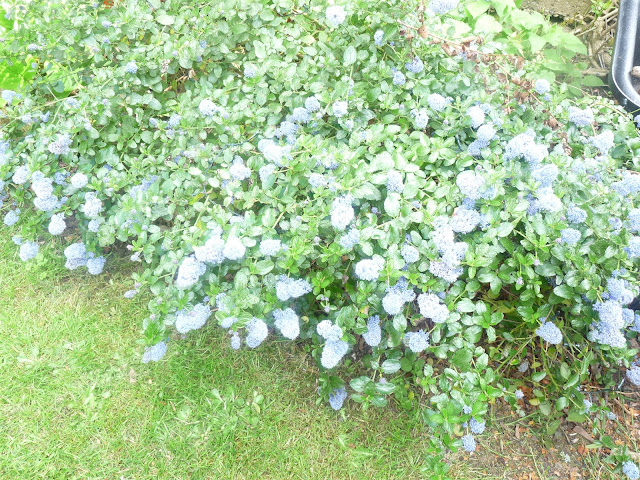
[521, 0, 592, 17]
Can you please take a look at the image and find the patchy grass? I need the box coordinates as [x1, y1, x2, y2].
[0, 232, 637, 479]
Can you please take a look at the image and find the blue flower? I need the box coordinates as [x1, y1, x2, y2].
[560, 228, 581, 245]
[467, 106, 485, 128]
[325, 5, 347, 27]
[275, 276, 312, 301]
[566, 205, 587, 224]
[175, 256, 206, 289]
[427, 93, 447, 112]
[87, 256, 106, 275]
[626, 365, 640, 386]
[430, 0, 459, 14]
[363, 315, 382, 347]
[461, 434, 476, 452]
[273, 308, 300, 340]
[222, 236, 246, 260]
[589, 130, 614, 155]
[568, 106, 593, 127]
[411, 108, 429, 129]
[328, 387, 348, 410]
[124, 60, 138, 74]
[330, 195, 354, 230]
[534, 79, 550, 95]
[417, 292, 449, 324]
[19, 241, 39, 261]
[405, 57, 424, 74]
[4, 209, 19, 226]
[246, 317, 268, 348]
[260, 238, 285, 257]
[469, 417, 485, 434]
[374, 29, 384, 46]
[401, 243, 419, 264]
[354, 257, 384, 281]
[339, 228, 360, 249]
[392, 70, 405, 86]
[332, 100, 348, 118]
[244, 65, 256, 78]
[623, 461, 640, 480]
[142, 341, 167, 363]
[404, 330, 429, 352]
[536, 321, 562, 344]
[321, 339, 349, 368]
[175, 303, 211, 334]
[450, 206, 481, 234]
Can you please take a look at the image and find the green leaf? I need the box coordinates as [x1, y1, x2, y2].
[343, 46, 357, 66]
[156, 14, 175, 25]
[350, 376, 370, 393]
[254, 260, 274, 275]
[381, 359, 401, 374]
[384, 193, 401, 217]
[375, 382, 396, 395]
[253, 40, 266, 59]
[531, 371, 546, 382]
[567, 411, 587, 423]
[553, 284, 573, 299]
[474, 14, 502, 34]
[450, 349, 472, 372]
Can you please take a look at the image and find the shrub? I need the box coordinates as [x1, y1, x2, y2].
[1, 0, 639, 462]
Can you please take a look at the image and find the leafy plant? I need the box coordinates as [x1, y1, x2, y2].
[0, 0, 638, 467]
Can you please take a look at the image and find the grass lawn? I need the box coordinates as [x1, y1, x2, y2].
[0, 233, 479, 480]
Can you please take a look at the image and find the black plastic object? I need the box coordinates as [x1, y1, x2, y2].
[609, 0, 640, 113]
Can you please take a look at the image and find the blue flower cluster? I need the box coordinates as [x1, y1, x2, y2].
[363, 315, 382, 347]
[332, 101, 348, 118]
[567, 106, 593, 127]
[317, 320, 348, 369]
[124, 60, 138, 74]
[589, 130, 614, 155]
[566, 205, 587, 224]
[461, 434, 476, 452]
[417, 292, 449, 324]
[429, 0, 459, 14]
[405, 57, 424, 74]
[19, 241, 39, 261]
[560, 228, 581, 246]
[411, 108, 429, 129]
[273, 308, 300, 339]
[427, 93, 447, 112]
[354, 256, 385, 281]
[467, 106, 485, 128]
[404, 329, 429, 353]
[373, 30, 384, 46]
[627, 365, 640, 386]
[535, 320, 562, 344]
[246, 317, 269, 348]
[386, 170, 404, 193]
[382, 278, 415, 315]
[339, 228, 360, 249]
[259, 238, 285, 257]
[176, 256, 206, 289]
[275, 276, 312, 301]
[325, 5, 347, 27]
[623, 461, 640, 480]
[534, 79, 550, 95]
[330, 195, 354, 230]
[400, 243, 419, 264]
[328, 387, 348, 410]
[175, 303, 211, 334]
[142, 341, 167, 363]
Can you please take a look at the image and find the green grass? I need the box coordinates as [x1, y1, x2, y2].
[0, 234, 487, 480]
